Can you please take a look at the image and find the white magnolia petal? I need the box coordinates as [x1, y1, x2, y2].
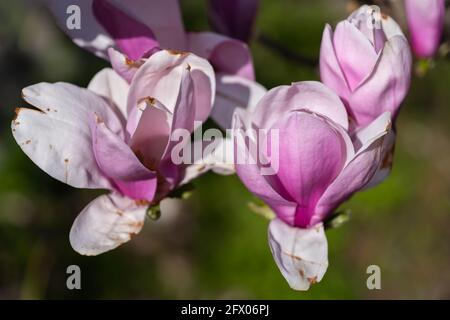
[13, 82, 124, 189]
[70, 193, 147, 256]
[268, 218, 328, 291]
[353, 111, 392, 154]
[88, 68, 130, 119]
[212, 73, 267, 129]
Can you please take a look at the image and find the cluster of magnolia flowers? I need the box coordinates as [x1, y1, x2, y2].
[11, 0, 446, 290]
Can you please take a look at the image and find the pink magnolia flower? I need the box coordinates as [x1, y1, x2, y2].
[208, 0, 260, 42]
[404, 0, 446, 58]
[233, 81, 392, 290]
[12, 50, 218, 255]
[320, 5, 412, 129]
[45, 0, 260, 128]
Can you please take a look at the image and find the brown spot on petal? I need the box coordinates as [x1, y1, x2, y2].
[167, 49, 188, 56]
[125, 57, 135, 66]
[64, 159, 69, 183]
[381, 13, 389, 20]
[196, 164, 206, 172]
[125, 57, 143, 68]
[186, 63, 191, 71]
[283, 250, 303, 261]
[137, 97, 156, 109]
[13, 107, 22, 122]
[127, 220, 144, 230]
[299, 270, 305, 279]
[307, 276, 318, 285]
[135, 199, 150, 206]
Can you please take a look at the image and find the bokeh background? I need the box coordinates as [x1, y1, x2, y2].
[1, 0, 450, 299]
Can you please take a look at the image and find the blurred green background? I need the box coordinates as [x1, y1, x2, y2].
[1, 0, 450, 299]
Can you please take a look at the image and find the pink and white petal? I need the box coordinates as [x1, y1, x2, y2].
[333, 21, 379, 91]
[69, 193, 147, 256]
[353, 111, 392, 153]
[188, 32, 254, 80]
[381, 13, 406, 40]
[314, 113, 392, 224]
[252, 81, 349, 131]
[128, 98, 172, 169]
[114, 178, 157, 202]
[88, 67, 129, 119]
[212, 73, 267, 129]
[110, 0, 187, 51]
[12, 82, 124, 189]
[159, 69, 197, 184]
[319, 24, 351, 101]
[268, 219, 328, 291]
[90, 116, 155, 182]
[363, 129, 396, 189]
[273, 111, 347, 227]
[108, 48, 144, 84]
[233, 111, 298, 223]
[92, 0, 160, 61]
[44, 0, 113, 59]
[127, 50, 215, 137]
[349, 36, 412, 127]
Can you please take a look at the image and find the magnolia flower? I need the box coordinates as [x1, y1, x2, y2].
[404, 0, 446, 58]
[233, 81, 392, 290]
[208, 0, 260, 42]
[320, 5, 412, 129]
[12, 50, 219, 255]
[45, 0, 259, 128]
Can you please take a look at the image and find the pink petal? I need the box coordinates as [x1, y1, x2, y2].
[349, 36, 412, 128]
[233, 112, 298, 223]
[109, 0, 187, 51]
[107, 48, 144, 84]
[252, 81, 349, 131]
[188, 32, 255, 80]
[90, 115, 155, 182]
[314, 112, 392, 224]
[405, 0, 445, 58]
[44, 0, 113, 59]
[333, 21, 379, 91]
[272, 111, 348, 227]
[319, 24, 351, 103]
[69, 193, 147, 255]
[126, 50, 215, 135]
[92, 0, 160, 60]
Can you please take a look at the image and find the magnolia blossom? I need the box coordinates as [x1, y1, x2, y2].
[320, 5, 412, 129]
[208, 0, 260, 42]
[233, 81, 392, 290]
[404, 0, 446, 58]
[45, 0, 261, 129]
[12, 50, 221, 255]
